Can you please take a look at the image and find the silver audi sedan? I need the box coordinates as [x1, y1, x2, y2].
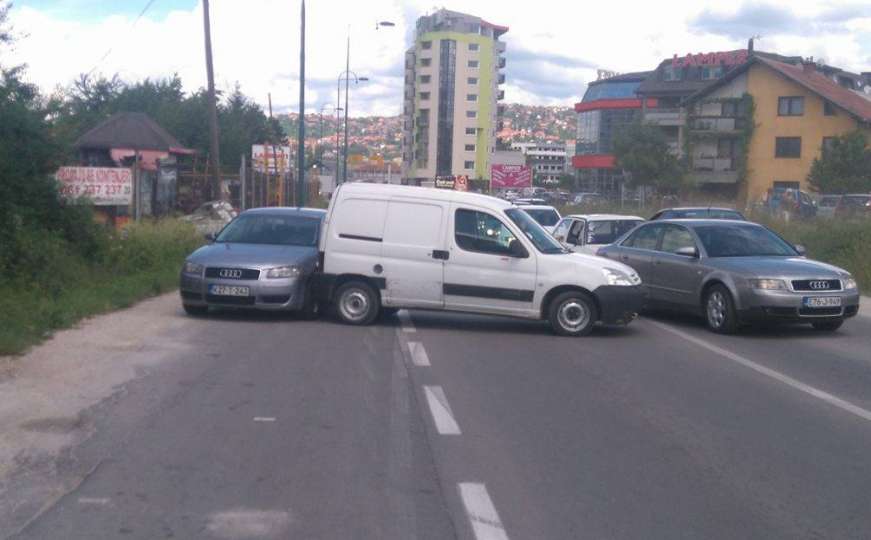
[179, 207, 326, 317]
[598, 219, 860, 333]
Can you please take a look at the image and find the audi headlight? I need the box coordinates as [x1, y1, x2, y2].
[266, 265, 302, 279]
[843, 276, 857, 290]
[749, 278, 787, 290]
[602, 267, 641, 286]
[183, 261, 204, 275]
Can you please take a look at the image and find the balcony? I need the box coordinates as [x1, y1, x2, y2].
[496, 41, 506, 54]
[690, 156, 738, 184]
[690, 117, 744, 132]
[498, 73, 506, 85]
[497, 57, 506, 69]
[497, 90, 505, 100]
[644, 108, 684, 126]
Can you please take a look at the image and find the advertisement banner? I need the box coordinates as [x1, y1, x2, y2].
[491, 164, 532, 189]
[434, 176, 456, 189]
[252, 144, 291, 173]
[55, 167, 133, 205]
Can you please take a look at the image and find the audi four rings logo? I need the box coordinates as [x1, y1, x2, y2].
[219, 269, 243, 279]
[809, 281, 830, 290]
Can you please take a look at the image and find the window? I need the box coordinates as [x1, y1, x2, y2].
[419, 92, 430, 100]
[822, 136, 837, 156]
[623, 224, 661, 250]
[659, 225, 696, 254]
[454, 209, 518, 256]
[468, 77, 478, 85]
[468, 60, 479, 68]
[465, 144, 475, 151]
[721, 100, 737, 117]
[466, 110, 477, 118]
[466, 94, 477, 102]
[421, 41, 432, 50]
[420, 75, 431, 84]
[775, 137, 802, 158]
[701, 66, 723, 80]
[553, 219, 573, 241]
[469, 43, 479, 51]
[465, 127, 476, 135]
[464, 160, 475, 169]
[420, 58, 431, 67]
[662, 65, 682, 81]
[824, 101, 836, 116]
[586, 220, 643, 245]
[778, 96, 804, 116]
[695, 224, 797, 257]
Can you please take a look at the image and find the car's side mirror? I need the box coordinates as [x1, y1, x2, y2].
[794, 244, 806, 256]
[674, 246, 699, 258]
[508, 239, 529, 258]
[204, 232, 216, 243]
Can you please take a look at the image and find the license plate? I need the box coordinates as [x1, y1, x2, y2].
[209, 284, 250, 297]
[803, 296, 841, 308]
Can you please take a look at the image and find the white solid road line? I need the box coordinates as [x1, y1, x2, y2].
[648, 320, 871, 423]
[458, 483, 510, 540]
[423, 385, 462, 435]
[78, 498, 111, 505]
[407, 341, 431, 367]
[252, 417, 276, 422]
[398, 310, 416, 333]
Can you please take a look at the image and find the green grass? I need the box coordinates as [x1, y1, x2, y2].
[0, 220, 202, 356]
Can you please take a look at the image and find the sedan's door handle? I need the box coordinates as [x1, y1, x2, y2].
[432, 250, 450, 260]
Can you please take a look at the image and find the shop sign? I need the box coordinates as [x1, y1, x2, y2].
[491, 164, 532, 189]
[434, 176, 456, 189]
[55, 167, 133, 205]
[672, 50, 748, 68]
[252, 144, 291, 173]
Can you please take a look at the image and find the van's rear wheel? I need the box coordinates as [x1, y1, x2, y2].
[334, 281, 380, 325]
[548, 291, 597, 337]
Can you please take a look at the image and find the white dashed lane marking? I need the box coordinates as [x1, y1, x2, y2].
[407, 341, 431, 367]
[398, 310, 416, 333]
[459, 483, 510, 540]
[253, 417, 276, 422]
[78, 498, 111, 506]
[649, 320, 871, 423]
[423, 385, 462, 435]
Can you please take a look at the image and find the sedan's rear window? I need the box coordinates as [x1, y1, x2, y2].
[216, 214, 321, 246]
[523, 208, 561, 227]
[586, 220, 643, 245]
[695, 224, 797, 257]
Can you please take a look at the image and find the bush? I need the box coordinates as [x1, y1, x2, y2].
[0, 219, 202, 355]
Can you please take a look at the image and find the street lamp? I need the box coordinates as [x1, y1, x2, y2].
[336, 71, 369, 185]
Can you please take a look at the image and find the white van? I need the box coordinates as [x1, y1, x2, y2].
[552, 214, 645, 255]
[319, 184, 644, 336]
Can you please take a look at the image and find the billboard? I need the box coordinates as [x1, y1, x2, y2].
[491, 164, 532, 189]
[252, 145, 291, 173]
[434, 175, 469, 191]
[55, 167, 133, 205]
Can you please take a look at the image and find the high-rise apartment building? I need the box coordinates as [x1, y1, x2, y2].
[401, 9, 508, 184]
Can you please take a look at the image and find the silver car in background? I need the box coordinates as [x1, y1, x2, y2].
[179, 208, 326, 317]
[598, 219, 860, 333]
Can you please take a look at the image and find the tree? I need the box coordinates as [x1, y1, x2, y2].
[808, 131, 871, 194]
[612, 121, 685, 193]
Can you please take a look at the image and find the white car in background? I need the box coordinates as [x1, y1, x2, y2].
[514, 204, 562, 233]
[553, 214, 645, 255]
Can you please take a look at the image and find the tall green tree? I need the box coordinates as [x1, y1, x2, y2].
[807, 131, 871, 194]
[612, 121, 685, 193]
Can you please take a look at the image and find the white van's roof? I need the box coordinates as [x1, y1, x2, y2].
[335, 183, 513, 212]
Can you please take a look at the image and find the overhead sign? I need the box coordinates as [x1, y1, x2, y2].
[490, 164, 532, 189]
[252, 144, 291, 173]
[55, 167, 133, 205]
[672, 50, 748, 69]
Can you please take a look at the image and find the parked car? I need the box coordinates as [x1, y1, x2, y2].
[514, 197, 548, 206]
[179, 207, 326, 317]
[320, 183, 644, 336]
[598, 219, 860, 333]
[835, 194, 871, 218]
[553, 214, 645, 255]
[515, 204, 562, 233]
[817, 195, 842, 219]
[759, 187, 817, 219]
[571, 192, 607, 207]
[649, 207, 746, 221]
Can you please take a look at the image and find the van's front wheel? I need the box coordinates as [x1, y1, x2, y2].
[334, 281, 380, 325]
[548, 291, 598, 337]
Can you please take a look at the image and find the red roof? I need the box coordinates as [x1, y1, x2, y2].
[574, 98, 658, 113]
[756, 56, 871, 123]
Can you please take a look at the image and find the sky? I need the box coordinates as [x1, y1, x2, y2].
[3, 0, 871, 117]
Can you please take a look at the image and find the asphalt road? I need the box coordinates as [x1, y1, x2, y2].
[8, 299, 871, 539]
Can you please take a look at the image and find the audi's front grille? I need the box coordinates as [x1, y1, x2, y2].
[205, 294, 256, 306]
[205, 267, 260, 280]
[791, 279, 841, 292]
[799, 307, 843, 317]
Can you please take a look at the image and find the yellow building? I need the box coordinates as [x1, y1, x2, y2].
[686, 55, 871, 205]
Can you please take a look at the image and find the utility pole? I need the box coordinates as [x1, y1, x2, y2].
[202, 0, 223, 201]
[342, 30, 350, 184]
[296, 0, 306, 206]
[268, 92, 282, 205]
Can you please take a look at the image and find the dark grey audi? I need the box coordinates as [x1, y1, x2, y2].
[179, 207, 326, 317]
[598, 219, 860, 333]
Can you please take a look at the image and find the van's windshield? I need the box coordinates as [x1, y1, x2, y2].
[504, 208, 566, 254]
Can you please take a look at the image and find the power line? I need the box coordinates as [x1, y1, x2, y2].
[85, 0, 159, 77]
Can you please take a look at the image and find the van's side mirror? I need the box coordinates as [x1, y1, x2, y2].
[674, 246, 699, 258]
[794, 244, 806, 256]
[508, 239, 529, 258]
